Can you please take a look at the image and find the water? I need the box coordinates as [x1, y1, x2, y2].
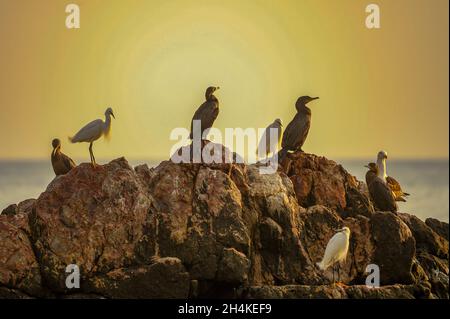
[0, 159, 448, 222]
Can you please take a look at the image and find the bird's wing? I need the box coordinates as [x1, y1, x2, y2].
[61, 153, 76, 170]
[387, 176, 409, 196]
[370, 178, 398, 212]
[71, 119, 104, 143]
[321, 232, 347, 269]
[281, 113, 310, 150]
[190, 101, 219, 136]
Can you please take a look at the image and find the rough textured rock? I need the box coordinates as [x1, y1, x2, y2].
[399, 213, 448, 259]
[0, 150, 448, 299]
[425, 218, 449, 241]
[84, 257, 190, 298]
[238, 283, 430, 299]
[280, 152, 374, 218]
[0, 212, 42, 296]
[371, 212, 416, 284]
[29, 158, 154, 292]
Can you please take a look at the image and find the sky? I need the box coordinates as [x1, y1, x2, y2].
[0, 0, 448, 162]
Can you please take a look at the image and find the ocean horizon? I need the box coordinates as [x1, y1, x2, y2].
[0, 158, 448, 222]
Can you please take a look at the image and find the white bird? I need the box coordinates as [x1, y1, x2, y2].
[69, 107, 115, 166]
[317, 227, 351, 283]
[256, 118, 283, 160]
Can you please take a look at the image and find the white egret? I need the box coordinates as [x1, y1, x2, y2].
[69, 107, 115, 166]
[256, 118, 283, 161]
[316, 227, 351, 283]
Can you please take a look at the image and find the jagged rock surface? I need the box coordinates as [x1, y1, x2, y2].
[0, 150, 448, 299]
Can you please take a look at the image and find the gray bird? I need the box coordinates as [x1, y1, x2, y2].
[189, 86, 220, 140]
[365, 163, 397, 213]
[51, 138, 76, 176]
[279, 96, 319, 160]
[256, 118, 283, 159]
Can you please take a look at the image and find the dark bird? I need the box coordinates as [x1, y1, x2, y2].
[51, 138, 76, 176]
[376, 150, 410, 201]
[279, 96, 319, 160]
[189, 86, 220, 140]
[365, 163, 397, 213]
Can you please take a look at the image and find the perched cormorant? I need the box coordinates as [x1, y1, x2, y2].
[365, 163, 397, 213]
[189, 86, 220, 140]
[279, 96, 319, 160]
[377, 151, 410, 202]
[51, 138, 76, 175]
[256, 118, 283, 159]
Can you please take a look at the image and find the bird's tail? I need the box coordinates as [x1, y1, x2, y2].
[316, 261, 325, 270]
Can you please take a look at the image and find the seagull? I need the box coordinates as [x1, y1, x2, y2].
[51, 138, 76, 175]
[279, 96, 319, 161]
[317, 227, 351, 284]
[377, 151, 410, 201]
[69, 107, 115, 166]
[365, 163, 397, 213]
[256, 118, 283, 160]
[189, 86, 220, 140]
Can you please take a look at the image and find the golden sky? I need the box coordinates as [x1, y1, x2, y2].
[0, 0, 448, 161]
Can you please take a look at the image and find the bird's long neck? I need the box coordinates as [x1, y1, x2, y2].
[377, 157, 387, 181]
[206, 94, 218, 103]
[52, 146, 61, 157]
[296, 103, 310, 114]
[104, 113, 112, 135]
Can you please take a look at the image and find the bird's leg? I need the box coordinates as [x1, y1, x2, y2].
[88, 143, 93, 164]
[337, 263, 341, 283]
[89, 142, 96, 167]
[332, 265, 335, 284]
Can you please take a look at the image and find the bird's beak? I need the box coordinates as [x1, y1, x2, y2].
[384, 155, 388, 159]
[364, 164, 370, 168]
[216, 87, 220, 91]
[334, 228, 343, 232]
[111, 112, 115, 119]
[307, 97, 319, 104]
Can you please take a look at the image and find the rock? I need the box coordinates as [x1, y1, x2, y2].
[399, 213, 448, 259]
[0, 150, 448, 299]
[217, 248, 250, 284]
[425, 218, 449, 241]
[1, 204, 17, 216]
[134, 164, 155, 186]
[29, 158, 154, 292]
[84, 257, 190, 298]
[238, 284, 428, 299]
[17, 199, 36, 215]
[371, 212, 416, 284]
[280, 152, 374, 217]
[0, 213, 42, 296]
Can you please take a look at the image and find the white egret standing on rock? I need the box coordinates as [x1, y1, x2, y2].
[317, 227, 351, 284]
[69, 107, 115, 166]
[256, 118, 283, 161]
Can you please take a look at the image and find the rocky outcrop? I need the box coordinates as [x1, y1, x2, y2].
[0, 149, 448, 299]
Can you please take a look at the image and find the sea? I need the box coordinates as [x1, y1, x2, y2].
[0, 159, 448, 222]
